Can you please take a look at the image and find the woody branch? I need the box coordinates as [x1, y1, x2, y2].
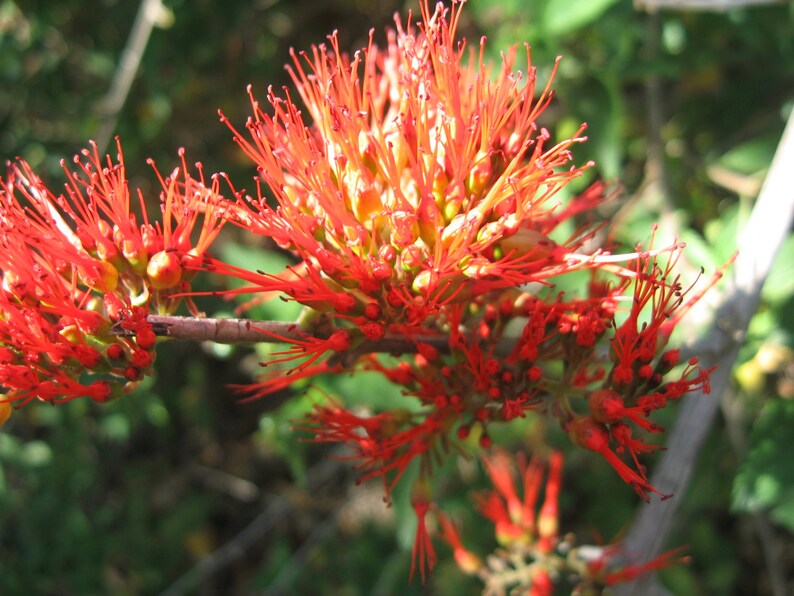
[128, 314, 457, 355]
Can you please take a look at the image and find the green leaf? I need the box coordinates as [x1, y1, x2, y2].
[219, 242, 293, 278]
[769, 497, 794, 530]
[327, 366, 419, 412]
[761, 235, 794, 306]
[732, 399, 794, 532]
[218, 243, 302, 321]
[542, 0, 621, 37]
[564, 75, 624, 180]
[678, 228, 718, 271]
[716, 133, 780, 176]
[680, 200, 741, 270]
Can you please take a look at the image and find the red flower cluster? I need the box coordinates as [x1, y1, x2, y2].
[439, 449, 688, 594]
[0, 0, 725, 586]
[0, 141, 226, 408]
[182, 1, 721, 575]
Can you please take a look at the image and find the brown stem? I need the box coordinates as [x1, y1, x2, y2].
[138, 314, 455, 356]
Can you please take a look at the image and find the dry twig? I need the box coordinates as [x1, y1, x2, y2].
[95, 0, 171, 153]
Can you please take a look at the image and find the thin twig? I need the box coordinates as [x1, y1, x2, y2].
[95, 0, 169, 153]
[750, 514, 788, 596]
[614, 105, 794, 595]
[258, 513, 340, 596]
[158, 451, 349, 596]
[635, 0, 788, 11]
[189, 463, 260, 503]
[644, 12, 675, 214]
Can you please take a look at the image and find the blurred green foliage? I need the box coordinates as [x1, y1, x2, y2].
[2, 0, 794, 594]
[733, 399, 794, 530]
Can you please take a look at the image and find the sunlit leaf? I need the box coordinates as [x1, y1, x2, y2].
[542, 0, 621, 36]
[761, 235, 794, 306]
[716, 133, 780, 176]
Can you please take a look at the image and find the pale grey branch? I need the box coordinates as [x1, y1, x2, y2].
[615, 105, 794, 595]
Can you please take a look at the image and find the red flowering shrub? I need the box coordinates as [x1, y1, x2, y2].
[0, 1, 726, 589]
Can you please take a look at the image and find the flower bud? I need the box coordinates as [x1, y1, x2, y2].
[96, 238, 123, 268]
[364, 302, 382, 320]
[400, 244, 425, 272]
[466, 150, 492, 197]
[588, 389, 624, 424]
[98, 260, 119, 292]
[147, 250, 183, 289]
[141, 224, 163, 256]
[352, 186, 384, 224]
[390, 211, 418, 248]
[107, 344, 125, 361]
[360, 321, 385, 340]
[135, 327, 157, 351]
[499, 228, 556, 261]
[180, 248, 203, 282]
[121, 238, 148, 275]
[567, 415, 609, 452]
[411, 269, 439, 296]
[0, 400, 11, 427]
